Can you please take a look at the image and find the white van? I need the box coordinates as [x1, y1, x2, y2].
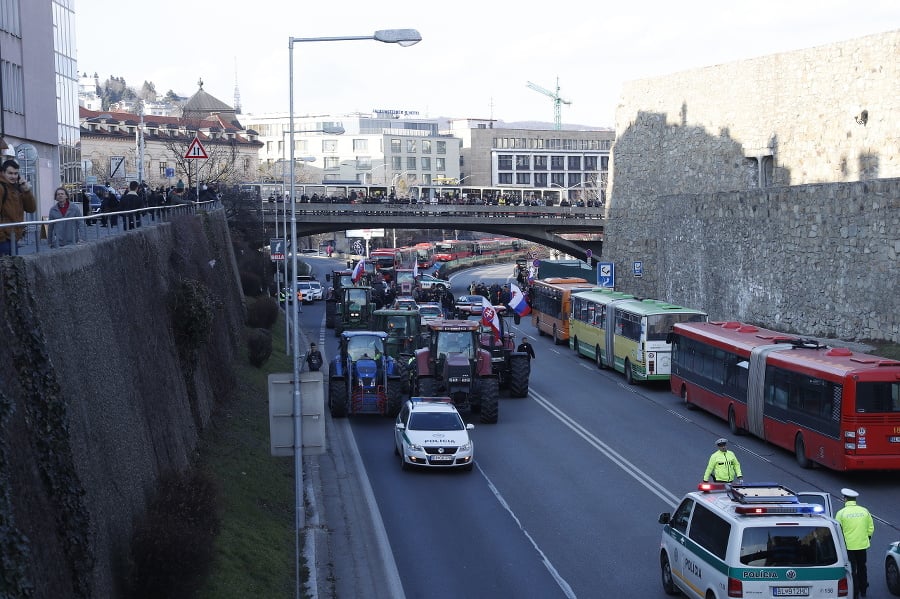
[659, 483, 852, 598]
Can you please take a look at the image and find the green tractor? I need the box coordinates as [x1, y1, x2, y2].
[325, 269, 353, 329]
[334, 286, 375, 336]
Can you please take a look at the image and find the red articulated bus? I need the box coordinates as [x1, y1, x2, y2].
[670, 321, 900, 471]
[432, 239, 476, 262]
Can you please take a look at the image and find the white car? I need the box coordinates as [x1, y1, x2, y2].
[417, 302, 443, 325]
[416, 274, 450, 292]
[307, 280, 324, 301]
[296, 281, 314, 304]
[394, 398, 474, 471]
[887, 541, 900, 596]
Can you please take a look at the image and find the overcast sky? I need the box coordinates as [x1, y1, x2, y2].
[75, 0, 899, 128]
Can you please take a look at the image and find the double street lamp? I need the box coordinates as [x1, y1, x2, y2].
[287, 28, 421, 599]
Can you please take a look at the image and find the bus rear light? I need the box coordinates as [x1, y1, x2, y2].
[727, 577, 743, 597]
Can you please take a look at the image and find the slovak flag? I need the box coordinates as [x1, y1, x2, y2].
[481, 296, 501, 341]
[509, 283, 531, 317]
[351, 259, 365, 284]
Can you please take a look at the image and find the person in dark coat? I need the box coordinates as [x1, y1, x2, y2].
[517, 337, 535, 359]
[119, 181, 142, 230]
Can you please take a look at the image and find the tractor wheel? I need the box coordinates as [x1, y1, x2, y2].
[386, 378, 403, 417]
[329, 377, 348, 417]
[325, 302, 335, 329]
[479, 377, 499, 424]
[508, 354, 530, 398]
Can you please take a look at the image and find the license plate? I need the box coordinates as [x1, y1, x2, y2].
[890, 436, 900, 443]
[773, 587, 810, 597]
[430, 455, 453, 462]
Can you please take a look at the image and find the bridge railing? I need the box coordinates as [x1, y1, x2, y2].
[255, 202, 605, 221]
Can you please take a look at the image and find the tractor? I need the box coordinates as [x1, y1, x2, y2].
[373, 308, 430, 393]
[325, 269, 353, 329]
[328, 331, 405, 417]
[333, 286, 375, 336]
[455, 297, 531, 398]
[410, 319, 499, 423]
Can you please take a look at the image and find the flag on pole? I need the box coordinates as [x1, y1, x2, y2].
[351, 259, 365, 284]
[481, 296, 501, 341]
[509, 283, 531, 317]
[413, 258, 419, 278]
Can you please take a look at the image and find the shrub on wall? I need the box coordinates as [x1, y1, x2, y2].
[240, 269, 264, 297]
[246, 328, 272, 367]
[171, 278, 214, 357]
[246, 296, 279, 329]
[126, 468, 220, 599]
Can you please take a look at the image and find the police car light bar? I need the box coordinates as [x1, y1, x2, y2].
[698, 482, 727, 492]
[734, 504, 824, 516]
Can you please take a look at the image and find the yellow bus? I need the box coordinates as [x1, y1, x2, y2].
[569, 289, 635, 367]
[570, 293, 706, 384]
[529, 278, 595, 344]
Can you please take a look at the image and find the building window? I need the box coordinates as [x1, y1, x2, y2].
[421, 157, 431, 170]
[357, 156, 372, 169]
[568, 173, 582, 187]
[551, 155, 565, 170]
[498, 155, 513, 170]
[584, 156, 597, 170]
[392, 156, 402, 170]
[436, 141, 446, 154]
[534, 155, 547, 170]
[407, 139, 417, 153]
[407, 157, 416, 170]
[551, 173, 565, 187]
[498, 173, 512, 184]
[323, 140, 337, 152]
[158, 161, 168, 177]
[534, 173, 548, 187]
[324, 157, 340, 169]
[422, 140, 432, 153]
[435, 157, 445, 171]
[568, 156, 582, 170]
[423, 174, 432, 185]
[516, 173, 531, 185]
[601, 156, 609, 170]
[1, 61, 25, 114]
[516, 155, 530, 170]
[353, 139, 368, 152]
[391, 139, 401, 153]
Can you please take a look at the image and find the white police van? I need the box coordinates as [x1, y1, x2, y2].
[659, 483, 852, 598]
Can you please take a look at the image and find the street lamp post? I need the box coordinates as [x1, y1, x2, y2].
[287, 28, 421, 599]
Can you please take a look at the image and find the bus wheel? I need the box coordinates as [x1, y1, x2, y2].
[682, 386, 695, 410]
[794, 434, 812, 469]
[625, 359, 636, 385]
[728, 406, 744, 435]
[596, 346, 605, 369]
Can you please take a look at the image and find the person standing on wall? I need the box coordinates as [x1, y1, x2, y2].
[0, 159, 37, 255]
[835, 488, 874, 598]
[47, 187, 86, 248]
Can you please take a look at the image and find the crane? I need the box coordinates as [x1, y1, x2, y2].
[526, 77, 571, 130]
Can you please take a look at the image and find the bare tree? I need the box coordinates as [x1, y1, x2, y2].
[161, 125, 243, 189]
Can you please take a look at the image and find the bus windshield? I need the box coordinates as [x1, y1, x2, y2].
[647, 312, 707, 341]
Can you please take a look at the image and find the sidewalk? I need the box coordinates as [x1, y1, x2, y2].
[304, 410, 405, 599]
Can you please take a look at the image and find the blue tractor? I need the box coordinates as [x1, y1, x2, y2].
[328, 331, 405, 417]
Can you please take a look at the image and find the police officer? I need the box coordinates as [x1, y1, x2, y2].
[702, 438, 743, 483]
[835, 488, 874, 598]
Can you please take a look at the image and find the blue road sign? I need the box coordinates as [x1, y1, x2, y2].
[597, 262, 615, 288]
[270, 238, 286, 261]
[633, 261, 643, 277]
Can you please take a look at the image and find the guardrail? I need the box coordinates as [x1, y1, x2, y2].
[0, 200, 222, 256]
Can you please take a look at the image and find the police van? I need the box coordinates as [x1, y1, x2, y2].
[659, 483, 852, 598]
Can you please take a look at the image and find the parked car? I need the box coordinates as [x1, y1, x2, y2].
[887, 540, 900, 596]
[307, 281, 324, 301]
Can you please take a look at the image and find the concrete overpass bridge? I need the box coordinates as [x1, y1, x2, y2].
[256, 203, 605, 259]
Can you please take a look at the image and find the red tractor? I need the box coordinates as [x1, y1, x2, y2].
[409, 320, 499, 423]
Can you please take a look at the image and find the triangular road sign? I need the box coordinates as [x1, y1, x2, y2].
[184, 136, 209, 159]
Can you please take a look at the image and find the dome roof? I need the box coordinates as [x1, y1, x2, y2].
[182, 79, 234, 118]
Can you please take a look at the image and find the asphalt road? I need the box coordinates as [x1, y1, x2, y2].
[301, 257, 900, 599]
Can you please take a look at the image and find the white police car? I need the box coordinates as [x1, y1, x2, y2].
[887, 540, 900, 595]
[659, 483, 852, 598]
[394, 397, 474, 471]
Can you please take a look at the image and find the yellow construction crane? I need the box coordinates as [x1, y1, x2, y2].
[526, 77, 571, 130]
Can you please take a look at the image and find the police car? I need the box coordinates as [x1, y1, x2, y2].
[394, 397, 474, 471]
[887, 540, 900, 595]
[659, 483, 852, 598]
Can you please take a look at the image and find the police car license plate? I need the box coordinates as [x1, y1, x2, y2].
[772, 587, 809, 597]
[430, 455, 453, 462]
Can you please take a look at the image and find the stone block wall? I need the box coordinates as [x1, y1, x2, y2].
[605, 30, 899, 343]
[0, 211, 245, 597]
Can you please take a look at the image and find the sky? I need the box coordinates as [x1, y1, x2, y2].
[75, 0, 900, 129]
